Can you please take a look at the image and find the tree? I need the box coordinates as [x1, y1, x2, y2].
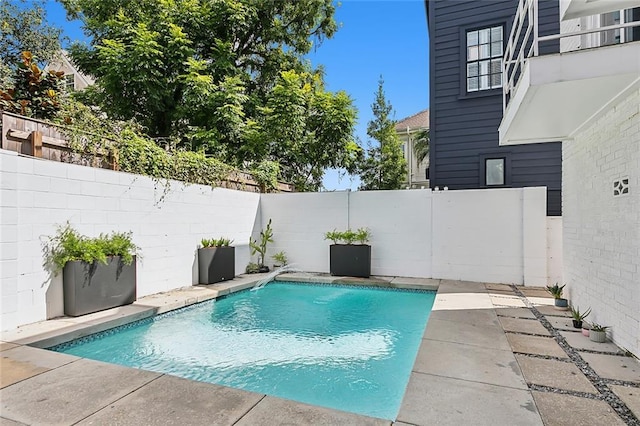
[414, 128, 430, 164]
[60, 0, 358, 191]
[61, 0, 337, 139]
[358, 79, 407, 190]
[0, 51, 64, 120]
[0, 0, 62, 86]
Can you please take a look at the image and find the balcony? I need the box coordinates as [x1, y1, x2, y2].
[560, 0, 639, 20]
[499, 0, 640, 146]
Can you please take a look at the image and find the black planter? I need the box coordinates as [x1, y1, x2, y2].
[572, 320, 582, 329]
[198, 246, 235, 284]
[329, 244, 371, 278]
[63, 256, 137, 317]
[258, 265, 270, 273]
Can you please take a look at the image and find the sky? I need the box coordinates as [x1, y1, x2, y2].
[43, 0, 430, 191]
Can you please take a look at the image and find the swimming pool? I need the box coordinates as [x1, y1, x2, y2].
[51, 282, 435, 420]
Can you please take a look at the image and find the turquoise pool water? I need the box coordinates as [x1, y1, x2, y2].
[51, 282, 435, 420]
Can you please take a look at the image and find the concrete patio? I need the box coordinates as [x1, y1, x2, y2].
[1, 275, 639, 425]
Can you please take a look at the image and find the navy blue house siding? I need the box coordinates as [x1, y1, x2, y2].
[426, 0, 562, 215]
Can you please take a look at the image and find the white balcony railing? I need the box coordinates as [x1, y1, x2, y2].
[503, 0, 640, 111]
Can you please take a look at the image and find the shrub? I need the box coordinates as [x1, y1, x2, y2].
[324, 228, 371, 245]
[201, 237, 233, 248]
[43, 223, 139, 274]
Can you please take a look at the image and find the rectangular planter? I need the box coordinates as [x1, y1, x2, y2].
[329, 244, 371, 278]
[63, 256, 137, 317]
[198, 246, 235, 284]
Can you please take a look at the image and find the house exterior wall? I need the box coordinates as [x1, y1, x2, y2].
[426, 0, 563, 215]
[563, 88, 639, 357]
[397, 130, 430, 188]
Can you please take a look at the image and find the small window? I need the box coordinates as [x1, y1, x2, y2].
[466, 26, 503, 92]
[485, 158, 505, 186]
[63, 74, 75, 92]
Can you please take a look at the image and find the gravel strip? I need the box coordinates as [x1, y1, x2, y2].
[510, 285, 639, 426]
[513, 352, 573, 363]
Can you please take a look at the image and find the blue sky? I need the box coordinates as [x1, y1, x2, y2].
[44, 0, 430, 190]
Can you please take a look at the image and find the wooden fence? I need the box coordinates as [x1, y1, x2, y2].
[1, 111, 294, 193]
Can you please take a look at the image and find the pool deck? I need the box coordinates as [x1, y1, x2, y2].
[2, 274, 639, 425]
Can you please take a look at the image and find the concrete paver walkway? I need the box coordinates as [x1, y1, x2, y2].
[1, 275, 639, 425]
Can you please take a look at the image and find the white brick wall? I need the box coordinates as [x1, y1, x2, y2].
[1, 149, 561, 331]
[0, 150, 260, 331]
[563, 88, 640, 357]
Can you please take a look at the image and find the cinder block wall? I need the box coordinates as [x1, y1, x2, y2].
[563, 88, 639, 357]
[1, 149, 560, 331]
[0, 150, 260, 330]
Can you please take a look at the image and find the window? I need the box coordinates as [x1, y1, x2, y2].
[63, 74, 75, 92]
[466, 26, 503, 92]
[485, 158, 505, 186]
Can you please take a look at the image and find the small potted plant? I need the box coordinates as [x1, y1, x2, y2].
[249, 219, 273, 273]
[589, 323, 608, 343]
[272, 251, 288, 268]
[570, 306, 591, 329]
[546, 283, 568, 309]
[43, 223, 139, 317]
[325, 227, 371, 278]
[198, 237, 234, 284]
[581, 323, 591, 337]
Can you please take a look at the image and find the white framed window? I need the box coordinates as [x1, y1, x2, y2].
[63, 74, 75, 92]
[466, 26, 503, 92]
[485, 158, 505, 186]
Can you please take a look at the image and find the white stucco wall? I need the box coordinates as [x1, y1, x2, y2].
[1, 150, 560, 331]
[563, 88, 639, 357]
[0, 150, 260, 331]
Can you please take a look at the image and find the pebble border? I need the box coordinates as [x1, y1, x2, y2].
[508, 285, 640, 426]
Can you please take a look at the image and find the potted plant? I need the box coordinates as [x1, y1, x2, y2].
[43, 224, 139, 317]
[249, 219, 273, 273]
[582, 323, 591, 337]
[325, 227, 371, 278]
[570, 305, 591, 329]
[589, 323, 608, 343]
[272, 251, 288, 268]
[546, 283, 568, 309]
[198, 237, 234, 284]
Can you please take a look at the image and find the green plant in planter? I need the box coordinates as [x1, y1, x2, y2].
[590, 323, 608, 332]
[272, 251, 288, 267]
[43, 223, 139, 274]
[201, 237, 233, 248]
[249, 219, 273, 271]
[589, 323, 609, 343]
[323, 228, 371, 245]
[570, 306, 591, 329]
[546, 283, 566, 299]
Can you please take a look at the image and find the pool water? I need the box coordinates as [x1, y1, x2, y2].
[51, 282, 435, 420]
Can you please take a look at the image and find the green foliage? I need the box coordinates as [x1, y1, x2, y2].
[0, 51, 64, 119]
[358, 78, 407, 190]
[0, 0, 62, 86]
[414, 128, 430, 164]
[201, 237, 233, 248]
[59, 0, 357, 191]
[251, 160, 280, 193]
[570, 306, 591, 321]
[249, 219, 274, 267]
[324, 228, 371, 245]
[546, 283, 566, 299]
[43, 223, 138, 274]
[590, 323, 608, 332]
[272, 251, 288, 266]
[245, 262, 260, 274]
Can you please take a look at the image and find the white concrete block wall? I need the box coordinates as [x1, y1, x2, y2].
[563, 88, 640, 357]
[259, 192, 349, 273]
[349, 190, 432, 278]
[0, 149, 260, 331]
[546, 217, 563, 286]
[1, 149, 558, 331]
[432, 188, 525, 284]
